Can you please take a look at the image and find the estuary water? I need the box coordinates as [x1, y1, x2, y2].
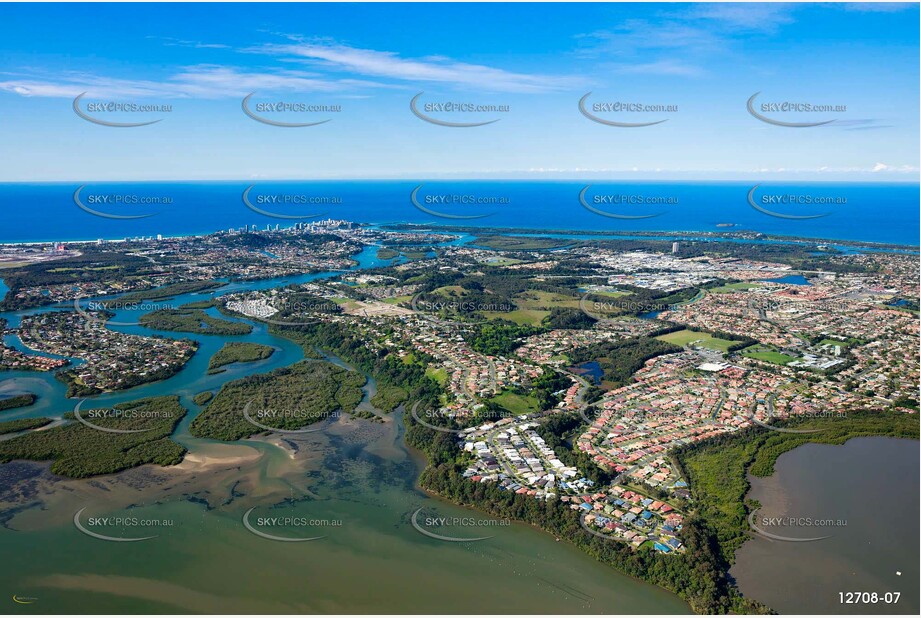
[0, 243, 690, 613]
[731, 437, 920, 615]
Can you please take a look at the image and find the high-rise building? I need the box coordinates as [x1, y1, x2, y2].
[671, 242, 679, 254]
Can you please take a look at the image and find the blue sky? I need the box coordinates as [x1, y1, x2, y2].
[0, 2, 918, 181]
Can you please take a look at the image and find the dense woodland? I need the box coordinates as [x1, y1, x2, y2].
[208, 342, 275, 371]
[190, 360, 365, 440]
[0, 393, 37, 412]
[0, 416, 52, 435]
[0, 396, 186, 478]
[140, 304, 253, 335]
[673, 409, 919, 565]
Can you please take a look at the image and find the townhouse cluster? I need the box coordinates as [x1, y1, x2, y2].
[566, 486, 685, 553]
[460, 416, 592, 500]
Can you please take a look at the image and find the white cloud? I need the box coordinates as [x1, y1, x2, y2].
[843, 3, 917, 13]
[253, 40, 581, 93]
[683, 3, 796, 31]
[608, 60, 705, 77]
[0, 66, 384, 99]
[866, 162, 918, 173]
[1, 38, 579, 99]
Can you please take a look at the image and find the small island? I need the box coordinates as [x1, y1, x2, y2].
[140, 303, 253, 335]
[208, 342, 275, 373]
[190, 360, 365, 441]
[0, 393, 37, 412]
[0, 396, 187, 478]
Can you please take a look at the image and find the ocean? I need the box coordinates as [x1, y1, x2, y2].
[0, 181, 917, 246]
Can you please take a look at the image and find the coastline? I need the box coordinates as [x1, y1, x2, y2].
[0, 212, 916, 613]
[1, 220, 916, 253]
[383, 223, 921, 252]
[731, 435, 920, 614]
[404, 409, 698, 609]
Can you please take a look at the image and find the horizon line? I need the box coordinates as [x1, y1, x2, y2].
[1, 177, 919, 184]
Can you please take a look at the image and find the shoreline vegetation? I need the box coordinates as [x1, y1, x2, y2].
[673, 409, 920, 565]
[207, 342, 274, 372]
[0, 395, 186, 478]
[189, 360, 365, 441]
[0, 416, 52, 435]
[192, 391, 213, 406]
[0, 220, 916, 253]
[140, 302, 253, 336]
[105, 280, 223, 304]
[264, 322, 917, 614]
[382, 223, 919, 251]
[0, 393, 37, 411]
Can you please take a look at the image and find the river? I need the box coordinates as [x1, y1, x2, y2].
[731, 437, 919, 615]
[0, 240, 690, 613]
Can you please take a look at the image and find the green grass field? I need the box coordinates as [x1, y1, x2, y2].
[741, 346, 796, 365]
[589, 289, 630, 298]
[331, 297, 360, 311]
[383, 294, 413, 305]
[655, 329, 737, 352]
[709, 282, 762, 293]
[483, 309, 548, 325]
[490, 390, 541, 415]
[516, 290, 582, 309]
[433, 285, 469, 296]
[478, 256, 524, 266]
[472, 235, 575, 250]
[425, 366, 449, 386]
[483, 289, 584, 325]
